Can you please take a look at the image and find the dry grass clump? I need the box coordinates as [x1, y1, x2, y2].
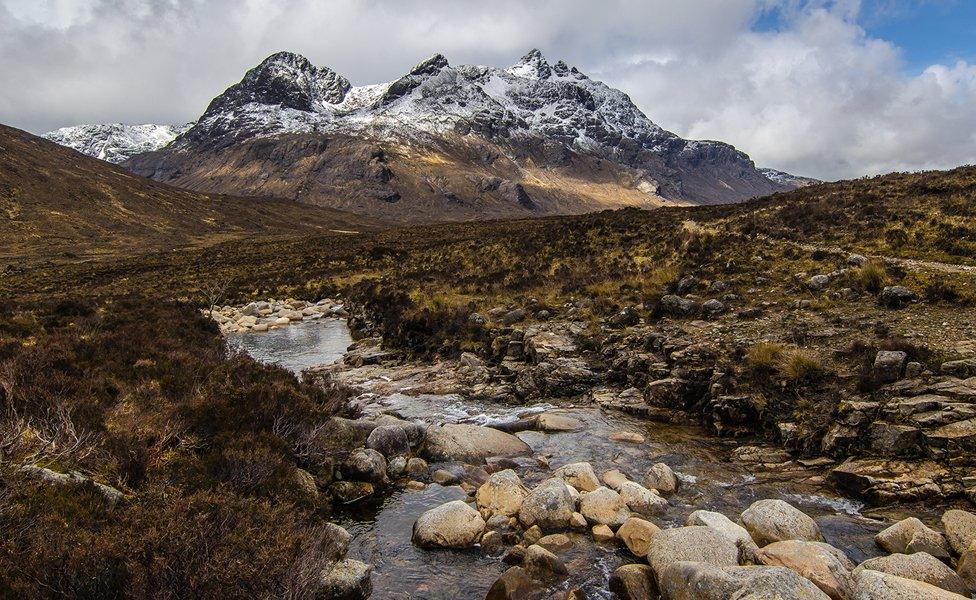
[779, 349, 827, 385]
[745, 342, 786, 374]
[851, 261, 888, 293]
[745, 342, 827, 387]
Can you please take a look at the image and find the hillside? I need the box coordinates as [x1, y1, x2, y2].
[114, 50, 793, 222]
[0, 124, 379, 264]
[2, 162, 975, 598]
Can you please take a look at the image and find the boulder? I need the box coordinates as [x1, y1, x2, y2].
[423, 423, 531, 462]
[660, 295, 699, 317]
[756, 540, 855, 600]
[702, 299, 725, 316]
[958, 543, 976, 594]
[536, 533, 572, 553]
[431, 469, 459, 486]
[610, 431, 646, 444]
[878, 286, 917, 308]
[686, 510, 758, 561]
[656, 561, 745, 600]
[602, 469, 631, 491]
[518, 478, 576, 530]
[941, 358, 976, 378]
[941, 509, 976, 556]
[476, 469, 530, 518]
[480, 530, 504, 555]
[592, 524, 616, 543]
[523, 544, 568, 578]
[579, 486, 631, 528]
[553, 462, 601, 492]
[874, 517, 951, 559]
[412, 500, 486, 549]
[646, 527, 739, 580]
[874, 351, 908, 383]
[485, 566, 544, 600]
[369, 414, 426, 447]
[536, 413, 583, 432]
[850, 568, 969, 599]
[523, 525, 543, 546]
[642, 463, 679, 495]
[387, 456, 407, 478]
[342, 449, 388, 484]
[329, 481, 374, 504]
[365, 424, 410, 458]
[619, 481, 668, 516]
[318, 558, 372, 600]
[807, 275, 831, 291]
[854, 552, 969, 596]
[731, 566, 834, 600]
[869, 422, 923, 456]
[617, 517, 661, 557]
[657, 562, 830, 600]
[609, 564, 656, 600]
[406, 457, 428, 476]
[739, 499, 823, 546]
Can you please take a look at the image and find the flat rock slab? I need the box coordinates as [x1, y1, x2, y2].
[422, 423, 532, 462]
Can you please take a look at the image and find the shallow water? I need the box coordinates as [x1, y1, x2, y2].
[235, 322, 939, 599]
[226, 318, 352, 375]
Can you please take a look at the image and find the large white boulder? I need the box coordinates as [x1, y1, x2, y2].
[854, 552, 970, 596]
[686, 510, 757, 557]
[739, 499, 823, 546]
[942, 509, 976, 556]
[518, 478, 576, 531]
[874, 517, 950, 558]
[657, 562, 830, 600]
[476, 469, 530, 518]
[412, 500, 486, 549]
[553, 462, 601, 492]
[579, 486, 631, 528]
[850, 568, 970, 600]
[646, 526, 739, 581]
[619, 481, 668, 516]
[423, 423, 531, 462]
[756, 540, 854, 600]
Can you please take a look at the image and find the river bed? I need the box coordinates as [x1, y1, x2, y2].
[232, 319, 940, 599]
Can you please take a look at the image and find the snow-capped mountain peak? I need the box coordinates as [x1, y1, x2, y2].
[508, 49, 553, 79]
[42, 123, 191, 163]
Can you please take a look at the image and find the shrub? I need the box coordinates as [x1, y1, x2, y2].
[779, 350, 827, 385]
[745, 342, 785, 376]
[852, 261, 887, 293]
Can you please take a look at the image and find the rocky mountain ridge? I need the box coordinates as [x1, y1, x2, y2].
[50, 50, 814, 221]
[42, 122, 192, 163]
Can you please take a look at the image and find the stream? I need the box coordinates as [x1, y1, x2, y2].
[232, 319, 938, 599]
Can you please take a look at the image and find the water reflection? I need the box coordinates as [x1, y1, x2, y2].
[226, 319, 352, 375]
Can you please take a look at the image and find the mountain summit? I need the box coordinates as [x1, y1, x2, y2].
[58, 50, 800, 222]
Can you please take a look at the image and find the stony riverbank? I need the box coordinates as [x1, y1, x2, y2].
[209, 299, 976, 598]
[207, 297, 348, 334]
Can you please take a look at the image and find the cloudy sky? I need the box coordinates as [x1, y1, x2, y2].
[1, 0, 974, 180]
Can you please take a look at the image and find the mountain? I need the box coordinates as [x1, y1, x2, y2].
[759, 167, 820, 188]
[115, 50, 795, 222]
[42, 122, 193, 164]
[0, 124, 378, 263]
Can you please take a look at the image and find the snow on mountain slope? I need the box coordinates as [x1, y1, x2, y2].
[120, 49, 795, 221]
[42, 123, 192, 163]
[183, 49, 678, 156]
[759, 168, 820, 188]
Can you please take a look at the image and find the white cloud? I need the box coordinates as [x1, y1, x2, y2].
[0, 0, 973, 180]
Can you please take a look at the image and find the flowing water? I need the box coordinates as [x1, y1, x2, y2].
[236, 320, 941, 599]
